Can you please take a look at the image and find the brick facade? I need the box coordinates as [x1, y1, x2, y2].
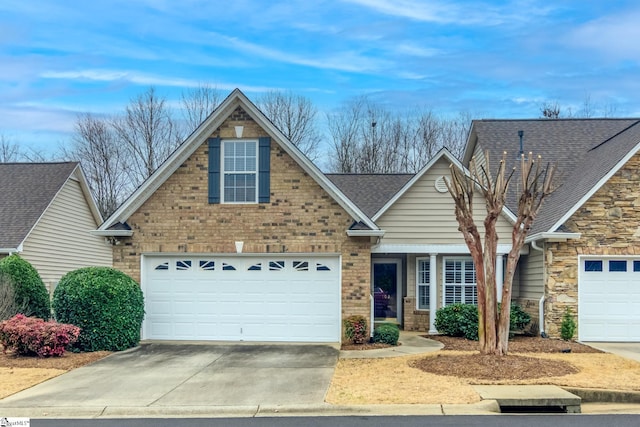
[543, 152, 640, 337]
[112, 107, 371, 328]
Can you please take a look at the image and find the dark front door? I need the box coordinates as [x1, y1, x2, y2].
[373, 260, 401, 321]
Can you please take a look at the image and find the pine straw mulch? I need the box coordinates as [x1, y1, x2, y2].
[341, 342, 395, 350]
[411, 335, 601, 381]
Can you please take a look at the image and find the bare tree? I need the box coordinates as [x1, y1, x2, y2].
[0, 273, 28, 320]
[0, 134, 20, 162]
[181, 83, 223, 135]
[258, 90, 321, 161]
[540, 101, 562, 119]
[112, 87, 181, 187]
[447, 151, 554, 355]
[62, 113, 130, 217]
[327, 96, 365, 173]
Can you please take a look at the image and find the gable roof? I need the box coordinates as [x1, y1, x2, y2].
[465, 118, 640, 235]
[98, 89, 379, 233]
[326, 173, 413, 218]
[0, 162, 102, 250]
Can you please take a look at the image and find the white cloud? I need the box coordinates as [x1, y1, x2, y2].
[566, 9, 640, 60]
[40, 69, 280, 93]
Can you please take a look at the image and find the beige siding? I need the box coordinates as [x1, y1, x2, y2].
[377, 157, 513, 245]
[518, 246, 544, 298]
[21, 176, 112, 290]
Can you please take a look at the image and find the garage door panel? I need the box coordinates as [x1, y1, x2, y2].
[580, 257, 640, 342]
[143, 255, 341, 342]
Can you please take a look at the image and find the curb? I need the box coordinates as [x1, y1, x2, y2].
[563, 388, 640, 403]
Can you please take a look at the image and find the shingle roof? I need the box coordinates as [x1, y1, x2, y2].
[0, 162, 78, 249]
[326, 174, 414, 218]
[469, 119, 640, 234]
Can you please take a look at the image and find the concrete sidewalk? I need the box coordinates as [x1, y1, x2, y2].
[340, 331, 443, 359]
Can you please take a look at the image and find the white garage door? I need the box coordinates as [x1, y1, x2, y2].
[143, 255, 341, 342]
[579, 257, 640, 341]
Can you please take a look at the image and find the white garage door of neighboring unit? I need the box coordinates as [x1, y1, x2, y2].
[143, 255, 341, 342]
[579, 258, 640, 342]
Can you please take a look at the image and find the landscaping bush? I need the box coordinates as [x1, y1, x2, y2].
[53, 267, 144, 352]
[0, 273, 28, 321]
[0, 254, 50, 320]
[560, 308, 576, 341]
[434, 303, 479, 340]
[343, 315, 368, 344]
[0, 314, 80, 357]
[373, 323, 400, 345]
[509, 303, 531, 332]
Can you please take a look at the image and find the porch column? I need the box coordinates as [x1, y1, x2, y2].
[429, 253, 438, 333]
[496, 254, 504, 303]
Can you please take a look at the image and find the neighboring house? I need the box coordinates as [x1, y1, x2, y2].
[0, 162, 113, 291]
[465, 118, 640, 342]
[96, 88, 640, 343]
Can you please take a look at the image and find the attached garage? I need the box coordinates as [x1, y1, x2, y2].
[142, 254, 341, 342]
[579, 257, 640, 341]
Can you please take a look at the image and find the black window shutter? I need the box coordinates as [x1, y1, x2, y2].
[208, 137, 221, 204]
[258, 137, 271, 203]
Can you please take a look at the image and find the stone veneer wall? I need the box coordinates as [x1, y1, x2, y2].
[543, 152, 640, 337]
[112, 106, 371, 325]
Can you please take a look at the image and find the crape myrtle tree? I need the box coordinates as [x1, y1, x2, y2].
[446, 151, 554, 355]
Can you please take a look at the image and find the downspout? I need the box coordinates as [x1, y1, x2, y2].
[370, 294, 374, 340]
[530, 240, 546, 337]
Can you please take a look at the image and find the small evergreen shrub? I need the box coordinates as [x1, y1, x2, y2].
[373, 323, 400, 345]
[0, 255, 50, 320]
[434, 303, 479, 340]
[343, 315, 368, 344]
[53, 267, 144, 352]
[560, 308, 577, 341]
[435, 303, 531, 340]
[0, 314, 80, 357]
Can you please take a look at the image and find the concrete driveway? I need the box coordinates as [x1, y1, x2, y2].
[584, 342, 640, 363]
[0, 343, 338, 411]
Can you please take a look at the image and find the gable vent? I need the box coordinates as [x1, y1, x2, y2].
[435, 176, 450, 193]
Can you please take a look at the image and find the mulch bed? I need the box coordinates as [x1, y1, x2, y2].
[341, 342, 396, 350]
[408, 335, 601, 381]
[428, 335, 602, 353]
[0, 350, 111, 370]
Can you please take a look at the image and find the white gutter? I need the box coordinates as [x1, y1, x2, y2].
[91, 230, 134, 237]
[0, 247, 19, 254]
[346, 229, 385, 237]
[530, 239, 545, 336]
[526, 232, 580, 243]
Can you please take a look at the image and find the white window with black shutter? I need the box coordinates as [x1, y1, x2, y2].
[208, 137, 270, 204]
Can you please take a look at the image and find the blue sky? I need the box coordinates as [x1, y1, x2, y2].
[2, 0, 640, 155]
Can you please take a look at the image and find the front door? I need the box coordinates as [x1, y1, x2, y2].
[372, 259, 402, 322]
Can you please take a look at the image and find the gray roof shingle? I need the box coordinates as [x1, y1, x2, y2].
[0, 162, 78, 249]
[470, 119, 640, 234]
[326, 174, 414, 218]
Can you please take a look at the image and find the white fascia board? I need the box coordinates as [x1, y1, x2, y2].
[72, 164, 105, 225]
[526, 232, 581, 243]
[461, 123, 479, 165]
[91, 229, 134, 237]
[371, 243, 518, 254]
[0, 248, 19, 254]
[99, 89, 379, 232]
[346, 229, 385, 237]
[547, 140, 640, 234]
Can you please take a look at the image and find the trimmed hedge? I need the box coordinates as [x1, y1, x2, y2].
[434, 303, 531, 341]
[0, 254, 50, 320]
[373, 323, 399, 345]
[53, 267, 144, 352]
[343, 315, 368, 344]
[0, 314, 80, 357]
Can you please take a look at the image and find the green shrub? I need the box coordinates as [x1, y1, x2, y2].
[560, 308, 576, 341]
[343, 315, 368, 344]
[373, 323, 399, 345]
[0, 255, 50, 320]
[504, 303, 531, 332]
[53, 267, 144, 352]
[434, 303, 479, 340]
[435, 303, 531, 340]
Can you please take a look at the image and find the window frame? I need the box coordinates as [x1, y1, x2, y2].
[416, 257, 431, 310]
[442, 256, 477, 306]
[221, 139, 259, 204]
